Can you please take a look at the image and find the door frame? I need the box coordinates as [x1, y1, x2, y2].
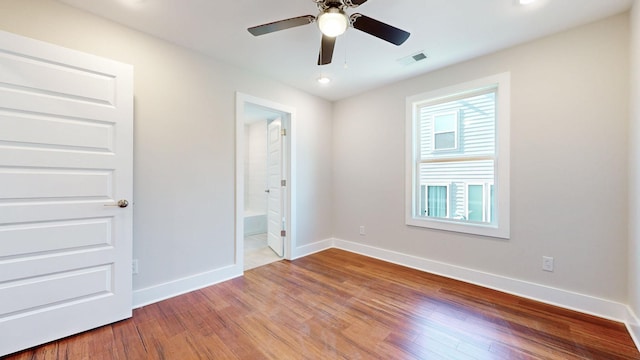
[235, 93, 296, 269]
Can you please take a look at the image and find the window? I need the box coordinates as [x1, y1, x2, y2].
[405, 73, 510, 238]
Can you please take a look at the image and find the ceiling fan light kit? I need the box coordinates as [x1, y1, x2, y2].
[317, 8, 349, 37]
[247, 0, 410, 66]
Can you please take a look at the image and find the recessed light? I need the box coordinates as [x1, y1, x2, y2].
[119, 0, 147, 8]
[519, 0, 536, 4]
[317, 76, 331, 84]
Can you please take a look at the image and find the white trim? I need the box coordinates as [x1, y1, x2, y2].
[129, 236, 639, 354]
[131, 238, 335, 308]
[488, 183, 495, 223]
[235, 93, 297, 265]
[626, 306, 640, 350]
[235, 96, 246, 271]
[131, 236, 633, 323]
[291, 238, 334, 260]
[332, 238, 629, 322]
[133, 264, 242, 308]
[405, 72, 511, 239]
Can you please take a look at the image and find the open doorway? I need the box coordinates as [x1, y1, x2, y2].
[235, 93, 296, 271]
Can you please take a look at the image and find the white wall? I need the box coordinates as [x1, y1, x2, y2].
[333, 14, 630, 302]
[0, 0, 635, 320]
[629, 0, 640, 332]
[0, 0, 333, 294]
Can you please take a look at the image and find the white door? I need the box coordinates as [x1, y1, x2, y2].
[266, 118, 284, 257]
[0, 31, 133, 356]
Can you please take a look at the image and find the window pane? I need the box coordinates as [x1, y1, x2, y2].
[419, 160, 494, 222]
[434, 132, 455, 150]
[419, 92, 495, 159]
[468, 185, 484, 222]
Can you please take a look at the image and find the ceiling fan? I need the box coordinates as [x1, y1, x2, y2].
[247, 0, 410, 66]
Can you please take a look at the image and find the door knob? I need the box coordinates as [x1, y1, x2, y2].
[104, 199, 129, 208]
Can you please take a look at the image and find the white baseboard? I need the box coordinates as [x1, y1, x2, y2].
[131, 236, 334, 308]
[332, 238, 629, 323]
[131, 236, 635, 349]
[626, 306, 640, 350]
[130, 238, 334, 308]
[132, 264, 243, 308]
[291, 238, 334, 260]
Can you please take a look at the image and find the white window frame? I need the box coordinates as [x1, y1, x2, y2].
[431, 111, 459, 151]
[421, 183, 450, 218]
[488, 184, 495, 223]
[405, 73, 510, 239]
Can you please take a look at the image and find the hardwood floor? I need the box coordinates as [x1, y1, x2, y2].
[5, 249, 639, 359]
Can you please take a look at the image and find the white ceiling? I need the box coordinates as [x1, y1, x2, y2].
[57, 0, 633, 101]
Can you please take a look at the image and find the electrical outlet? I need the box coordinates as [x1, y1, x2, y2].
[132, 259, 139, 275]
[359, 226, 365, 236]
[542, 256, 554, 272]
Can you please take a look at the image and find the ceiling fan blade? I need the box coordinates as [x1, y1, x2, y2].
[344, 0, 368, 7]
[318, 35, 336, 65]
[350, 13, 410, 45]
[248, 15, 315, 36]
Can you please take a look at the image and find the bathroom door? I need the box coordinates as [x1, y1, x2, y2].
[266, 118, 284, 257]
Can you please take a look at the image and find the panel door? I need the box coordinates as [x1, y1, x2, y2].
[267, 118, 284, 257]
[0, 30, 133, 356]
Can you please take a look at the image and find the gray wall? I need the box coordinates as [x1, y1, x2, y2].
[0, 0, 635, 312]
[332, 14, 630, 302]
[0, 0, 333, 292]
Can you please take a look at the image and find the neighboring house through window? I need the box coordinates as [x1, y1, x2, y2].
[405, 73, 510, 238]
[421, 184, 449, 218]
[466, 183, 494, 223]
[432, 111, 458, 151]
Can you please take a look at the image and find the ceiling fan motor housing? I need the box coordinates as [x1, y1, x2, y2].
[316, 0, 363, 10]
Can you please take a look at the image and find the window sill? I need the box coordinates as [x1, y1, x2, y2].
[406, 217, 510, 239]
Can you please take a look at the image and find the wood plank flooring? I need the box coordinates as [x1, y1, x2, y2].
[5, 249, 639, 359]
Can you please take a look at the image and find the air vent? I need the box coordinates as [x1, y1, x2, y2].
[398, 51, 428, 66]
[412, 53, 427, 61]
